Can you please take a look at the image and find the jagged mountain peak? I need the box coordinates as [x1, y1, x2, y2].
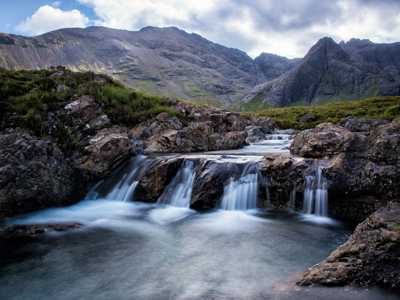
[305, 36, 349, 62]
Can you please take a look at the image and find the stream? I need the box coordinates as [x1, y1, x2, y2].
[0, 132, 397, 300]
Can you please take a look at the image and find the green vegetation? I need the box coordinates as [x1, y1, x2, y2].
[0, 67, 177, 136]
[243, 96, 400, 129]
[95, 85, 178, 125]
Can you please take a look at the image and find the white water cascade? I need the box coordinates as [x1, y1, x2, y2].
[157, 160, 196, 208]
[220, 163, 258, 210]
[303, 165, 328, 216]
[85, 155, 146, 202]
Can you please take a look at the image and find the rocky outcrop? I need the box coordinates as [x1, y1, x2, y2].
[340, 117, 390, 133]
[78, 127, 132, 178]
[265, 120, 400, 221]
[132, 104, 275, 153]
[0, 95, 134, 219]
[298, 203, 400, 289]
[0, 129, 83, 218]
[290, 123, 362, 158]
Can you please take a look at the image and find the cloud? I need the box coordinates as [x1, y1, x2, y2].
[76, 0, 400, 58]
[16, 5, 89, 35]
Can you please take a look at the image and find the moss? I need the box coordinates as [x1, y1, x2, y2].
[390, 223, 400, 231]
[242, 96, 400, 130]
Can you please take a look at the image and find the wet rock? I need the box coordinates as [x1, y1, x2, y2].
[261, 155, 311, 208]
[191, 160, 244, 210]
[209, 131, 247, 151]
[0, 222, 82, 240]
[245, 126, 267, 143]
[0, 129, 82, 218]
[132, 105, 274, 153]
[290, 123, 360, 158]
[78, 127, 132, 178]
[134, 157, 184, 202]
[298, 203, 400, 289]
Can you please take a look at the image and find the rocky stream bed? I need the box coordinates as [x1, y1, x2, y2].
[0, 95, 399, 299]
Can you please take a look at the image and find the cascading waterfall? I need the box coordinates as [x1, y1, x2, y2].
[303, 165, 328, 216]
[157, 160, 196, 208]
[85, 155, 147, 202]
[220, 163, 258, 210]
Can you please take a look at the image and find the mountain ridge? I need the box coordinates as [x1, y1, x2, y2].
[1, 26, 400, 106]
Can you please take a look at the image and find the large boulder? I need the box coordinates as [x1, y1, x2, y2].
[340, 117, 390, 133]
[0, 130, 82, 218]
[190, 160, 252, 210]
[290, 123, 361, 158]
[78, 127, 132, 178]
[368, 119, 400, 165]
[298, 203, 400, 289]
[261, 155, 311, 208]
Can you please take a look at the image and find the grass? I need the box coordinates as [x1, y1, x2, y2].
[0, 67, 178, 139]
[242, 96, 400, 129]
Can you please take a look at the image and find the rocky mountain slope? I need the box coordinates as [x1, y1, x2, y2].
[1, 26, 400, 107]
[0, 26, 293, 105]
[244, 38, 400, 106]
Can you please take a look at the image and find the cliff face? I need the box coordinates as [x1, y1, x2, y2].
[244, 38, 400, 106]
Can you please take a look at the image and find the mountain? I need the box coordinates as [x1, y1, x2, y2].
[244, 37, 400, 106]
[1, 26, 400, 107]
[0, 26, 292, 105]
[254, 53, 300, 82]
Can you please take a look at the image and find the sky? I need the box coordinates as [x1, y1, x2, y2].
[1, 0, 400, 58]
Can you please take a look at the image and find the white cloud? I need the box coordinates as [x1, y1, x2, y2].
[15, 1, 400, 58]
[16, 5, 89, 35]
[77, 0, 400, 58]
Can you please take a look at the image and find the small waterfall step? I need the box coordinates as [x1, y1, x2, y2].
[85, 155, 148, 202]
[303, 164, 328, 217]
[157, 160, 196, 208]
[220, 163, 259, 211]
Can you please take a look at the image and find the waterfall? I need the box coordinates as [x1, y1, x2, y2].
[303, 165, 328, 216]
[85, 155, 146, 202]
[220, 163, 258, 210]
[157, 160, 196, 208]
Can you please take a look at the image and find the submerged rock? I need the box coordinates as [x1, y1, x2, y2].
[0, 223, 82, 240]
[298, 203, 400, 289]
[0, 129, 83, 218]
